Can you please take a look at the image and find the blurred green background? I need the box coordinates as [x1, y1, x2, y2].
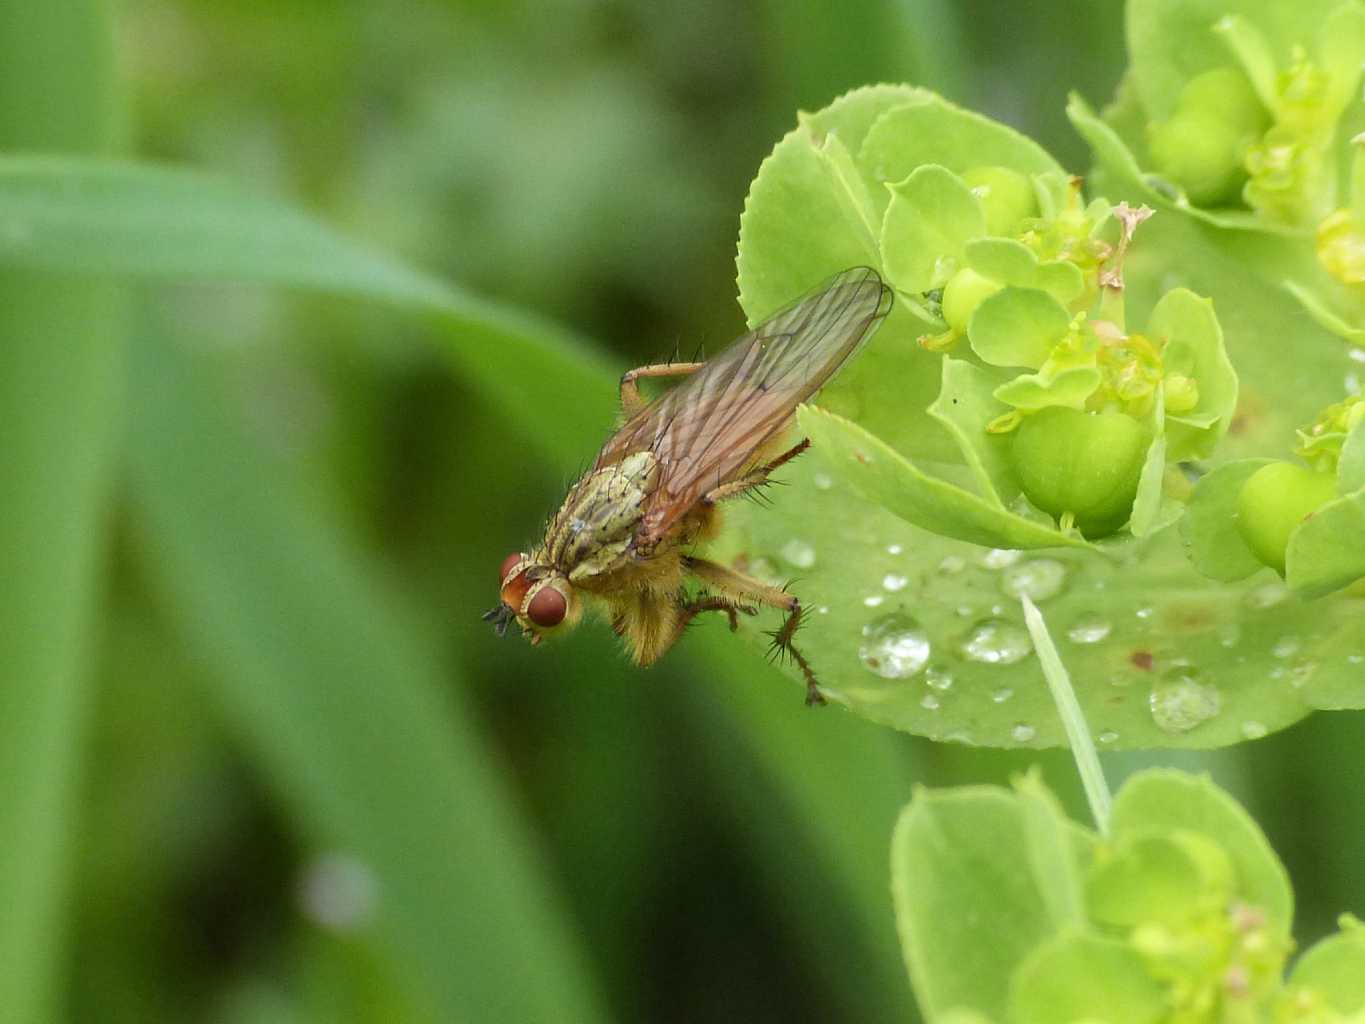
[4, 1, 1364, 1021]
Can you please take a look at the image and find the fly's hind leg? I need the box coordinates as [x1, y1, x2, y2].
[683, 555, 826, 706]
[678, 594, 757, 633]
[619, 362, 705, 419]
[701, 438, 811, 506]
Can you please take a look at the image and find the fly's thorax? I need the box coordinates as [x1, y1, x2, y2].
[547, 450, 659, 580]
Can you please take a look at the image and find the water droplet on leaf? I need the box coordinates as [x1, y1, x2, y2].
[999, 559, 1068, 602]
[1149, 672, 1222, 733]
[1011, 723, 1037, 743]
[1067, 615, 1112, 644]
[882, 573, 909, 592]
[980, 548, 1023, 570]
[960, 618, 1033, 665]
[857, 613, 931, 679]
[780, 538, 816, 569]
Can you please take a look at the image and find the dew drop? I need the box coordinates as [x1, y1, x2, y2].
[938, 555, 966, 574]
[1271, 635, 1300, 660]
[816, 605, 829, 615]
[1349, 653, 1364, 665]
[1067, 614, 1112, 645]
[1011, 723, 1037, 743]
[1217, 623, 1242, 649]
[298, 852, 379, 933]
[1135, 606, 1154, 621]
[980, 548, 1023, 570]
[780, 538, 817, 569]
[882, 573, 909, 592]
[999, 559, 1069, 602]
[1148, 671, 1222, 734]
[921, 693, 941, 710]
[925, 665, 955, 691]
[812, 471, 834, 491]
[1245, 580, 1289, 610]
[960, 618, 1033, 665]
[887, 543, 904, 555]
[1350, 346, 1365, 364]
[991, 687, 1014, 703]
[858, 613, 931, 679]
[863, 594, 884, 608]
[1098, 730, 1119, 744]
[1240, 720, 1268, 740]
[1289, 660, 1317, 688]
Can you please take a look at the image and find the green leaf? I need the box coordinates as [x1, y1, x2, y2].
[1286, 485, 1365, 598]
[1318, 2, 1365, 115]
[1284, 278, 1365, 342]
[1147, 288, 1239, 460]
[858, 95, 1065, 207]
[816, 128, 881, 249]
[1340, 419, 1365, 493]
[891, 785, 1094, 1021]
[1181, 459, 1277, 581]
[796, 404, 1089, 551]
[880, 164, 985, 293]
[968, 287, 1071, 368]
[928, 357, 1021, 505]
[1066, 93, 1290, 233]
[0, 8, 122, 1024]
[0, 156, 617, 469]
[714, 421, 1365, 745]
[1085, 830, 1235, 928]
[1107, 770, 1293, 936]
[1126, 0, 1343, 120]
[1008, 933, 1166, 1024]
[1288, 920, 1365, 1013]
[993, 366, 1103, 410]
[737, 86, 959, 462]
[963, 237, 1086, 303]
[127, 331, 608, 1023]
[1128, 410, 1168, 539]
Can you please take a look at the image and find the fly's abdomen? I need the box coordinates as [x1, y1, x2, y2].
[548, 451, 659, 580]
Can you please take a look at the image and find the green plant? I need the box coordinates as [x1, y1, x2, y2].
[5, 0, 1364, 1019]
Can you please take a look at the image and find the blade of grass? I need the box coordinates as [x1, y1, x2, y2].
[0, 5, 123, 1022]
[0, 157, 616, 465]
[1021, 594, 1111, 834]
[125, 326, 607, 1023]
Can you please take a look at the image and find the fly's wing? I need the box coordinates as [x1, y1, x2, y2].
[594, 266, 893, 545]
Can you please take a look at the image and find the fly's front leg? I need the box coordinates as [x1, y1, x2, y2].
[619, 362, 705, 419]
[683, 555, 826, 706]
[701, 438, 811, 506]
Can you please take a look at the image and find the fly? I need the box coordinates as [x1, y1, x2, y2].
[485, 266, 893, 705]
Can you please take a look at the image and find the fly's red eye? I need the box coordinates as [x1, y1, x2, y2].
[526, 586, 566, 628]
[499, 552, 525, 583]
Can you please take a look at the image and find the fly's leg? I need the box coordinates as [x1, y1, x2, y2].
[701, 438, 811, 506]
[683, 556, 826, 706]
[678, 594, 757, 633]
[619, 362, 705, 419]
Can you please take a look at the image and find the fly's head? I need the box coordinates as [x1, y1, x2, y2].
[483, 550, 580, 646]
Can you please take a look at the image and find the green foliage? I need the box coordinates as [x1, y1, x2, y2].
[892, 769, 1365, 1023]
[722, 76, 1365, 746]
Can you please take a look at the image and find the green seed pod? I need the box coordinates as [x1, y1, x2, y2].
[941, 267, 1004, 333]
[1012, 407, 1149, 538]
[1148, 112, 1247, 207]
[1236, 462, 1339, 574]
[1180, 67, 1267, 135]
[960, 165, 1037, 236]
